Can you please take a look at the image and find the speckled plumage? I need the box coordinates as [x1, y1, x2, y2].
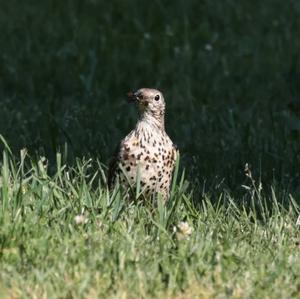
[108, 88, 178, 200]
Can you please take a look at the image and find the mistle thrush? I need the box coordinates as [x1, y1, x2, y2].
[108, 88, 178, 200]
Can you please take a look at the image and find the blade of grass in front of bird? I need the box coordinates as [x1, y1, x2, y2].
[135, 163, 141, 200]
[170, 153, 180, 200]
[157, 193, 167, 228]
[146, 208, 175, 244]
[111, 190, 125, 222]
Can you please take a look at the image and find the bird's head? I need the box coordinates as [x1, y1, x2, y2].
[127, 88, 165, 117]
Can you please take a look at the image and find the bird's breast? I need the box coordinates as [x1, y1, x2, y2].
[119, 130, 175, 195]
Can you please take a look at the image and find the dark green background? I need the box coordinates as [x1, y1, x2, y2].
[1, 0, 300, 194]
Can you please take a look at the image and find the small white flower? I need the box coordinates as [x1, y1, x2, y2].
[178, 221, 193, 235]
[174, 221, 193, 241]
[74, 214, 88, 225]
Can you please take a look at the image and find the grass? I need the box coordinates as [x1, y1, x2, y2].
[0, 149, 300, 298]
[1, 0, 300, 297]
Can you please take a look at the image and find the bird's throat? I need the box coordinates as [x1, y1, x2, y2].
[138, 111, 165, 132]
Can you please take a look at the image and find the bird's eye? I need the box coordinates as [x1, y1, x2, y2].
[155, 95, 160, 101]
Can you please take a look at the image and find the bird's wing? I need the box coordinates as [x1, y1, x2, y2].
[107, 131, 133, 188]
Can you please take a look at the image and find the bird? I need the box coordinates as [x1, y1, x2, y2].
[108, 88, 178, 200]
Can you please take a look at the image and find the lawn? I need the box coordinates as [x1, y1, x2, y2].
[1, 0, 300, 298]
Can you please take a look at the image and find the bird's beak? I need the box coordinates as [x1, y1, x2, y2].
[127, 91, 138, 103]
